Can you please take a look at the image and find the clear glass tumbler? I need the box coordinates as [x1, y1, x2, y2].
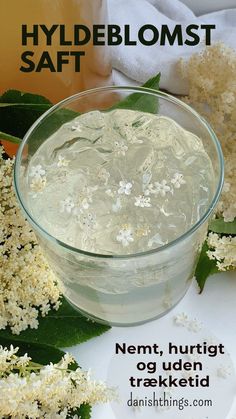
[14, 87, 224, 326]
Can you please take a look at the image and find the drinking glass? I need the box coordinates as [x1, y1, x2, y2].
[14, 87, 224, 326]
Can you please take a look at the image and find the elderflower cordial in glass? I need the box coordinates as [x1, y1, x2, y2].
[27, 110, 214, 252]
[14, 87, 224, 326]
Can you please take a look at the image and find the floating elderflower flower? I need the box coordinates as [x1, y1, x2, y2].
[134, 195, 151, 208]
[174, 312, 189, 327]
[30, 176, 47, 196]
[29, 164, 46, 179]
[116, 227, 134, 247]
[60, 196, 75, 214]
[114, 140, 128, 156]
[57, 155, 70, 167]
[171, 173, 186, 189]
[118, 180, 133, 195]
[155, 180, 171, 197]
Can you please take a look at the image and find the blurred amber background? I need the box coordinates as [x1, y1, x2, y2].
[0, 0, 112, 155]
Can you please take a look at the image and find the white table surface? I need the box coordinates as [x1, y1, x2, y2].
[69, 271, 236, 418]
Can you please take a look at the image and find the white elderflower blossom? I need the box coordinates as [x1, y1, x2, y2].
[73, 186, 98, 215]
[29, 164, 46, 179]
[207, 232, 236, 271]
[134, 195, 151, 208]
[114, 140, 128, 156]
[57, 155, 70, 167]
[179, 43, 236, 222]
[0, 346, 114, 418]
[118, 180, 133, 195]
[79, 213, 97, 231]
[155, 180, 171, 197]
[0, 345, 32, 376]
[116, 227, 134, 247]
[30, 176, 47, 196]
[174, 312, 189, 327]
[171, 173, 186, 189]
[0, 148, 61, 334]
[174, 313, 202, 333]
[60, 197, 75, 214]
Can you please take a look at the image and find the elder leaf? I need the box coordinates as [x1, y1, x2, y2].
[0, 90, 52, 139]
[110, 73, 161, 113]
[209, 218, 236, 235]
[0, 131, 21, 144]
[76, 404, 92, 419]
[0, 336, 65, 364]
[0, 90, 77, 153]
[195, 242, 219, 293]
[0, 89, 78, 154]
[0, 297, 110, 348]
[0, 90, 51, 105]
[0, 73, 161, 148]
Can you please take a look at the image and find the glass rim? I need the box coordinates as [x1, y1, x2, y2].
[14, 85, 224, 260]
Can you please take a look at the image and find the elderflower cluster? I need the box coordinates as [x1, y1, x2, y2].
[0, 148, 61, 334]
[0, 345, 114, 418]
[207, 232, 236, 271]
[179, 43, 236, 222]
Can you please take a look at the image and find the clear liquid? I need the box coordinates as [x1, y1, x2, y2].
[27, 109, 214, 254]
[25, 109, 214, 323]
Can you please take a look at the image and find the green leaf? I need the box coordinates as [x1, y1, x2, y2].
[209, 217, 236, 235]
[0, 103, 52, 110]
[110, 73, 161, 113]
[0, 297, 110, 348]
[0, 90, 51, 105]
[195, 242, 219, 293]
[76, 404, 92, 419]
[0, 131, 21, 144]
[0, 73, 161, 147]
[0, 336, 65, 365]
[0, 90, 53, 139]
[0, 89, 77, 152]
